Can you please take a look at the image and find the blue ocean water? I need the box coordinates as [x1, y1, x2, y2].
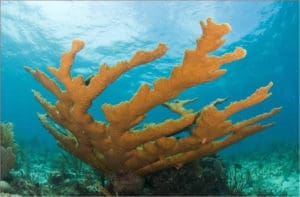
[1, 1, 299, 195]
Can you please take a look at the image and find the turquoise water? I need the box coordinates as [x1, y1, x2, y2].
[1, 1, 299, 195]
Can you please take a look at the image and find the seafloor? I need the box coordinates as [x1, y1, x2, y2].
[0, 140, 298, 196]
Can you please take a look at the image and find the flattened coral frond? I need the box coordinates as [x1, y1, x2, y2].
[134, 84, 281, 175]
[224, 82, 273, 116]
[120, 113, 196, 150]
[192, 82, 275, 141]
[49, 39, 85, 83]
[24, 67, 64, 100]
[87, 43, 168, 101]
[103, 18, 246, 137]
[37, 113, 77, 149]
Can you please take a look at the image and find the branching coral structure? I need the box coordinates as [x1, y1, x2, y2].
[25, 18, 281, 177]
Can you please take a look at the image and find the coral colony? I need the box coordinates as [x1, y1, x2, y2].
[0, 123, 17, 179]
[25, 18, 280, 192]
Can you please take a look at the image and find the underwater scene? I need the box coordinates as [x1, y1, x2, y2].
[1, 1, 299, 196]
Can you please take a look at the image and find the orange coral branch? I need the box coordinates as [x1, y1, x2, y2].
[25, 18, 280, 176]
[102, 19, 246, 136]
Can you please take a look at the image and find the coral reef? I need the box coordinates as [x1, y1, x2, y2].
[6, 154, 230, 196]
[225, 142, 299, 196]
[25, 18, 280, 190]
[7, 149, 103, 196]
[0, 122, 17, 179]
[5, 143, 297, 196]
[143, 155, 229, 195]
